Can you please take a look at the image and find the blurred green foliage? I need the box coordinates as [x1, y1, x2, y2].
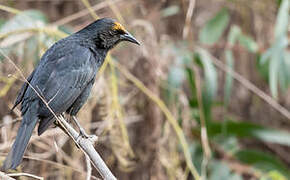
[0, 10, 61, 64]
[0, 0, 289, 179]
[260, 0, 289, 98]
[199, 8, 229, 45]
[166, 0, 290, 179]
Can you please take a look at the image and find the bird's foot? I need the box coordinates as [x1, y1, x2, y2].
[76, 127, 98, 144]
[79, 127, 90, 138]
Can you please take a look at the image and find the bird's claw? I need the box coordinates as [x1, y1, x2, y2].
[79, 127, 90, 138]
[76, 128, 98, 144]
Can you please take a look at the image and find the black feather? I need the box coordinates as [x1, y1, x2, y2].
[2, 101, 39, 171]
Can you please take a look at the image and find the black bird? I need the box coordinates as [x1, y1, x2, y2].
[1, 18, 140, 171]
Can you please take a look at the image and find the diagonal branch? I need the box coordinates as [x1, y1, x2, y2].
[7, 173, 43, 180]
[0, 172, 15, 180]
[57, 116, 116, 180]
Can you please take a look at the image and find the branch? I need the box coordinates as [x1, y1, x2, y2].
[85, 154, 92, 180]
[7, 173, 43, 180]
[57, 116, 117, 180]
[0, 172, 15, 180]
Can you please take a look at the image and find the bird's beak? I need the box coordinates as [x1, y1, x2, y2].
[121, 31, 140, 45]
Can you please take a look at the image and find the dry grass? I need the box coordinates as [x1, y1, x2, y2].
[0, 0, 289, 179]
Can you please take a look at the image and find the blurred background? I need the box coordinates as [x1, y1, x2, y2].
[0, 0, 290, 179]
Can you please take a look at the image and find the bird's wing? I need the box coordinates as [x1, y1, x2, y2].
[33, 46, 97, 116]
[11, 69, 36, 110]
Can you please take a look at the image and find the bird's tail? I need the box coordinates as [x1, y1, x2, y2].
[1, 102, 38, 171]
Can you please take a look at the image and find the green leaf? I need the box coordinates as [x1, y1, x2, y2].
[228, 25, 241, 46]
[195, 49, 217, 122]
[161, 5, 180, 17]
[269, 36, 288, 98]
[227, 25, 258, 53]
[278, 55, 289, 92]
[224, 50, 234, 106]
[199, 8, 230, 45]
[0, 10, 48, 50]
[209, 162, 230, 180]
[261, 36, 288, 65]
[168, 66, 185, 88]
[237, 34, 258, 53]
[274, 0, 289, 39]
[58, 25, 74, 35]
[260, 35, 288, 98]
[285, 51, 290, 85]
[208, 120, 290, 146]
[260, 0, 290, 97]
[0, 10, 47, 34]
[229, 174, 243, 180]
[213, 135, 240, 153]
[269, 51, 280, 99]
[186, 67, 198, 108]
[235, 150, 290, 177]
[277, 0, 283, 5]
[195, 48, 217, 100]
[189, 143, 203, 173]
[0, 10, 57, 66]
[260, 46, 275, 65]
[256, 54, 270, 82]
[264, 170, 288, 180]
[166, 65, 185, 104]
[0, 19, 5, 29]
[166, 49, 193, 104]
[209, 161, 243, 180]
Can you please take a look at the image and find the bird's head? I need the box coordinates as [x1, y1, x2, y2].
[79, 18, 140, 49]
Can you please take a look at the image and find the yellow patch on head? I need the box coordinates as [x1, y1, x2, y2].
[112, 22, 126, 32]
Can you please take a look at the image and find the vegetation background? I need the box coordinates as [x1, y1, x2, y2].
[0, 0, 289, 179]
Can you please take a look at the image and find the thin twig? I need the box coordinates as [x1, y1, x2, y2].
[106, 0, 125, 25]
[81, 0, 99, 20]
[85, 154, 92, 180]
[183, 0, 196, 39]
[7, 173, 43, 180]
[212, 143, 262, 178]
[0, 153, 99, 179]
[192, 66, 211, 180]
[0, 172, 15, 180]
[0, 5, 21, 14]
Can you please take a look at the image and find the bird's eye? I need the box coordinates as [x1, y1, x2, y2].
[117, 29, 126, 35]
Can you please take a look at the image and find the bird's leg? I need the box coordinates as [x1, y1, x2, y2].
[72, 116, 94, 139]
[54, 113, 68, 133]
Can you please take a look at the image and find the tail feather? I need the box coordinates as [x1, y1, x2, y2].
[1, 102, 38, 171]
[38, 116, 54, 135]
